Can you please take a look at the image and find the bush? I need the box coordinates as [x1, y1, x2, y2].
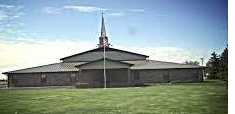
[74, 82, 89, 88]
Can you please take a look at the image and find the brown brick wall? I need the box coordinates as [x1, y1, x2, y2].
[7, 68, 203, 87]
[134, 68, 203, 84]
[8, 72, 78, 87]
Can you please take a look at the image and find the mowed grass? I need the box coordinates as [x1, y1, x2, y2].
[0, 80, 227, 114]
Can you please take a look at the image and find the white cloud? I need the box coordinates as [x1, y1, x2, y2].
[129, 9, 145, 13]
[115, 46, 205, 63]
[0, 4, 24, 33]
[42, 5, 107, 14]
[0, 10, 8, 20]
[0, 37, 206, 79]
[63, 5, 106, 13]
[0, 4, 15, 9]
[42, 5, 145, 16]
[42, 7, 62, 15]
[106, 9, 145, 17]
[107, 12, 124, 16]
[0, 38, 96, 79]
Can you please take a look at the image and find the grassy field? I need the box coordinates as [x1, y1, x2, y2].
[0, 80, 227, 114]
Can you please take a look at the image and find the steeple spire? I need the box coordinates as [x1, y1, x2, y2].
[101, 12, 106, 37]
[98, 12, 110, 48]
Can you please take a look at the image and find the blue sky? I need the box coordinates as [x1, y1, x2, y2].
[1, 0, 227, 48]
[0, 0, 228, 78]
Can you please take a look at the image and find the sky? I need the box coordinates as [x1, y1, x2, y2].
[0, 0, 228, 79]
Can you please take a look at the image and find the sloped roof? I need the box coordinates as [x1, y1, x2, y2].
[3, 62, 85, 74]
[124, 60, 204, 69]
[3, 60, 204, 74]
[60, 47, 149, 60]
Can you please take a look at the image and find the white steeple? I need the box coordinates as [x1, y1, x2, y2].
[98, 13, 110, 48]
[101, 13, 106, 37]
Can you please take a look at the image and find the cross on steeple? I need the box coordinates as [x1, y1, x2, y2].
[98, 12, 110, 48]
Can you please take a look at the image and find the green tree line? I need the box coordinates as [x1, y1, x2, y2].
[206, 47, 228, 81]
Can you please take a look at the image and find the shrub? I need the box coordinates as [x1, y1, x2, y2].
[74, 82, 89, 88]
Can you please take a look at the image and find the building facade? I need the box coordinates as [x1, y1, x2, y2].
[3, 14, 204, 87]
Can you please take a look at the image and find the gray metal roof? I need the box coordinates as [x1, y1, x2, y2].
[3, 60, 204, 74]
[124, 60, 204, 69]
[4, 62, 86, 74]
[60, 47, 148, 61]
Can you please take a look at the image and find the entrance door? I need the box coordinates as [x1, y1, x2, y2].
[106, 69, 128, 87]
[80, 69, 129, 87]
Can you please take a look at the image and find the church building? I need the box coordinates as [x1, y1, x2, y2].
[3, 15, 204, 87]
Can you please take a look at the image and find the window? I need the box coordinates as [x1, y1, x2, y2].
[41, 74, 47, 82]
[134, 71, 140, 80]
[9, 76, 17, 86]
[70, 73, 76, 82]
[163, 74, 170, 82]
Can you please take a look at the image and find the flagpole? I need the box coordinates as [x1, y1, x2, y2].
[104, 39, 106, 89]
[101, 11, 106, 89]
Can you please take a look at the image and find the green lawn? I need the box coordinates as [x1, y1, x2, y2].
[0, 80, 227, 114]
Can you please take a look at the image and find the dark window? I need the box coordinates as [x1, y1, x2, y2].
[163, 74, 170, 82]
[70, 73, 76, 82]
[134, 71, 140, 80]
[9, 76, 17, 86]
[41, 74, 47, 82]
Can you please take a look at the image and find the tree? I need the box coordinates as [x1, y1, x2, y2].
[206, 52, 220, 79]
[184, 60, 200, 65]
[219, 47, 228, 81]
[206, 47, 228, 80]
